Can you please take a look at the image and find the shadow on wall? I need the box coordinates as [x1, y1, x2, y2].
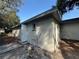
[56, 40, 79, 59]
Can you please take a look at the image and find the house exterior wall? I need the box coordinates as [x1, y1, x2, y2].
[7, 29, 20, 39]
[21, 18, 60, 52]
[61, 22, 79, 40]
[12, 29, 20, 38]
[0, 29, 5, 33]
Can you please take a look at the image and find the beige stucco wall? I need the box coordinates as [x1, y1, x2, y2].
[61, 22, 79, 40]
[21, 18, 60, 52]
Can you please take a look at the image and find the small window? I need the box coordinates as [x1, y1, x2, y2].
[32, 24, 36, 31]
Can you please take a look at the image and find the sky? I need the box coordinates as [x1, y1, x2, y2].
[17, 0, 79, 22]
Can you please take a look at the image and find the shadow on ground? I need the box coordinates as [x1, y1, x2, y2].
[54, 39, 79, 59]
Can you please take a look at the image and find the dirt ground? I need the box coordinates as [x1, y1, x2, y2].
[0, 39, 79, 59]
[54, 40, 79, 59]
[0, 36, 19, 45]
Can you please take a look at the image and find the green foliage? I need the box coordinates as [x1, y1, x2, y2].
[0, 0, 22, 15]
[0, 11, 20, 31]
[56, 0, 79, 15]
[0, 0, 22, 32]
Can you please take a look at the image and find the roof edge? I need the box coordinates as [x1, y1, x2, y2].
[22, 8, 58, 24]
[62, 17, 79, 23]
